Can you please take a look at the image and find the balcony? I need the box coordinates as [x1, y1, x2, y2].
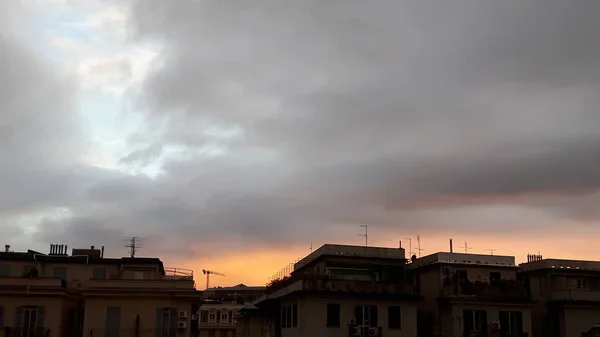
[0, 276, 64, 288]
[87, 278, 195, 290]
[266, 275, 412, 299]
[441, 280, 530, 301]
[549, 288, 600, 302]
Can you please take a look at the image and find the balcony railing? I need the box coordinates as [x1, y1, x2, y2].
[164, 267, 194, 279]
[550, 288, 600, 302]
[266, 274, 411, 298]
[86, 278, 195, 290]
[0, 276, 64, 288]
[441, 280, 529, 300]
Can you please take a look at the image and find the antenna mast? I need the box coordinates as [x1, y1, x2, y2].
[125, 237, 141, 258]
[485, 248, 497, 256]
[404, 237, 413, 258]
[309, 242, 313, 253]
[359, 225, 368, 247]
[416, 236, 423, 257]
[460, 241, 472, 253]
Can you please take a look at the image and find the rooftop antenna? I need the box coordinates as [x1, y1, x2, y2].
[309, 242, 313, 253]
[485, 248, 497, 256]
[124, 236, 142, 258]
[359, 225, 368, 247]
[460, 241, 472, 253]
[416, 236, 423, 257]
[404, 237, 413, 258]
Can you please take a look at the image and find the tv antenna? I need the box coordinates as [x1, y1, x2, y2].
[309, 242, 313, 253]
[125, 237, 142, 258]
[460, 241, 472, 253]
[485, 248, 497, 256]
[359, 225, 368, 247]
[416, 236, 423, 257]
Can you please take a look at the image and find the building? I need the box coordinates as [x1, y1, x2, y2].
[519, 256, 600, 337]
[242, 244, 421, 337]
[410, 251, 534, 337]
[198, 284, 265, 337]
[0, 244, 201, 337]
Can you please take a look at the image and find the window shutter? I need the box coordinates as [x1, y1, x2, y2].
[216, 310, 221, 323]
[480, 311, 488, 331]
[229, 310, 233, 323]
[369, 306, 378, 327]
[14, 307, 24, 327]
[0, 305, 4, 327]
[36, 306, 45, 328]
[155, 308, 163, 337]
[462, 310, 473, 334]
[170, 308, 178, 336]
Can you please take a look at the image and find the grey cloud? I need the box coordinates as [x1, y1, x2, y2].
[8, 0, 600, 265]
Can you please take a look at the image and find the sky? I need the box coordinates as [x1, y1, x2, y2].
[2, 0, 600, 287]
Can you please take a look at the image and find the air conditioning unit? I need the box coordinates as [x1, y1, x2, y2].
[491, 321, 501, 330]
[368, 327, 379, 336]
[350, 326, 362, 336]
[348, 318, 357, 325]
[178, 311, 188, 319]
[177, 321, 187, 329]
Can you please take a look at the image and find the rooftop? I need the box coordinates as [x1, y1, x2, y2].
[410, 252, 516, 268]
[293, 244, 405, 271]
[519, 258, 600, 272]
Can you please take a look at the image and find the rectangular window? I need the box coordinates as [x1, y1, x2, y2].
[133, 271, 144, 280]
[0, 305, 4, 328]
[458, 270, 468, 283]
[577, 279, 588, 289]
[92, 267, 106, 279]
[106, 306, 121, 337]
[326, 303, 340, 328]
[22, 265, 37, 277]
[208, 313, 216, 323]
[463, 310, 487, 332]
[0, 264, 9, 277]
[292, 303, 298, 328]
[355, 305, 378, 327]
[53, 267, 68, 280]
[489, 272, 501, 285]
[155, 308, 177, 337]
[220, 312, 228, 324]
[499, 311, 523, 336]
[388, 306, 401, 329]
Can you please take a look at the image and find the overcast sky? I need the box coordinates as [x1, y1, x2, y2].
[2, 0, 600, 285]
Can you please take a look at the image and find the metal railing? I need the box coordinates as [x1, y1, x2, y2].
[87, 328, 185, 337]
[0, 327, 50, 337]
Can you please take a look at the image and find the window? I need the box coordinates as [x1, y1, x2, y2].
[489, 272, 501, 285]
[220, 312, 229, 324]
[0, 305, 4, 327]
[15, 306, 44, 337]
[134, 271, 144, 280]
[577, 279, 588, 289]
[499, 311, 523, 336]
[22, 265, 37, 277]
[106, 306, 121, 337]
[280, 303, 298, 329]
[463, 310, 487, 332]
[355, 305, 378, 327]
[54, 267, 68, 280]
[208, 313, 216, 323]
[458, 270, 468, 283]
[0, 264, 9, 277]
[388, 306, 401, 329]
[200, 310, 208, 323]
[155, 308, 177, 337]
[326, 303, 340, 328]
[92, 267, 106, 279]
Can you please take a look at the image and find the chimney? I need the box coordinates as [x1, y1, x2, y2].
[91, 245, 95, 250]
[399, 240, 402, 249]
[101, 246, 105, 258]
[65, 245, 68, 255]
[449, 238, 453, 253]
[4, 245, 9, 252]
[60, 244, 64, 254]
[50, 244, 55, 254]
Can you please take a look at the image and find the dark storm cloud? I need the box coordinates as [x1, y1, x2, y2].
[10, 0, 600, 260]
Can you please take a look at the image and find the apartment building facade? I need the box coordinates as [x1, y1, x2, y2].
[198, 284, 265, 337]
[0, 244, 201, 337]
[410, 252, 533, 337]
[242, 244, 421, 337]
[519, 258, 600, 337]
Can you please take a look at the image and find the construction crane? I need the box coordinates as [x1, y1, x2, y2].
[202, 269, 225, 289]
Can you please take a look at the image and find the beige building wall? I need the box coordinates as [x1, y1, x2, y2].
[443, 303, 532, 337]
[0, 296, 67, 337]
[83, 296, 193, 337]
[279, 297, 417, 337]
[563, 307, 600, 337]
